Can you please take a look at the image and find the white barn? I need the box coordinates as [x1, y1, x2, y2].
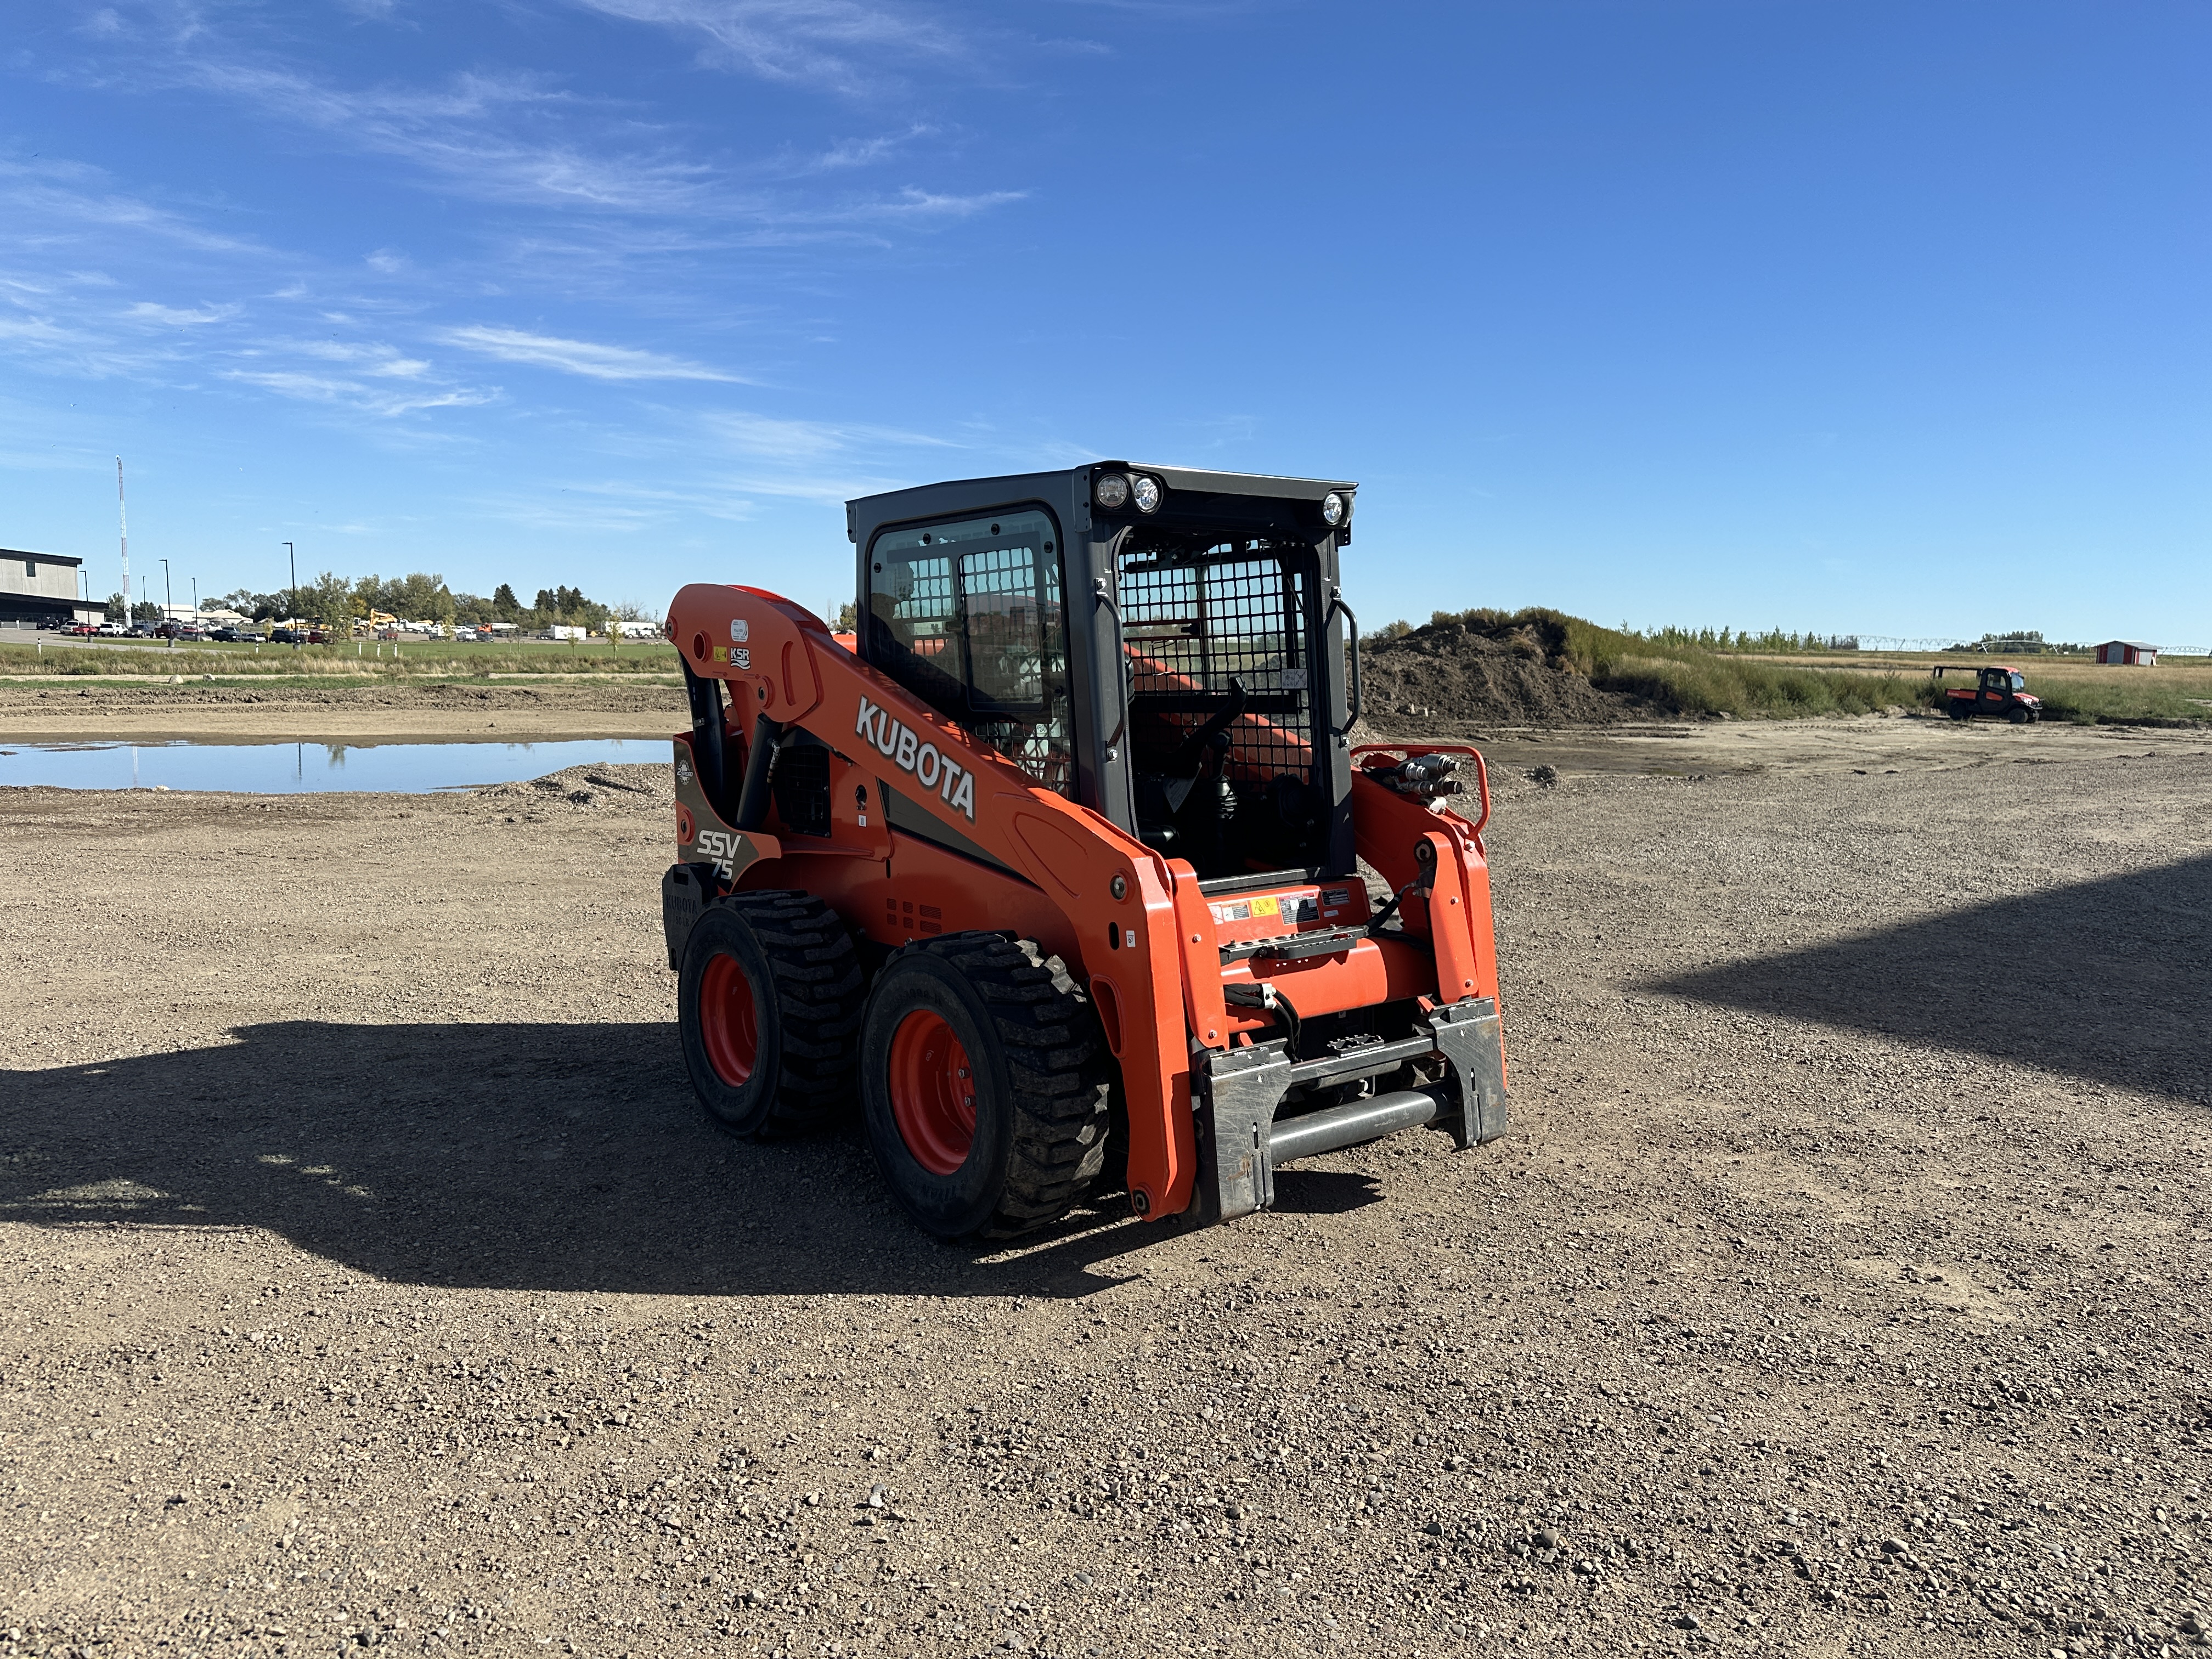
[2094, 641, 2157, 667]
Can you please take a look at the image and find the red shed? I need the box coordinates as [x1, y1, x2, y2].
[2094, 640, 2157, 666]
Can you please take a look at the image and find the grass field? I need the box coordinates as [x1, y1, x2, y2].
[1422, 609, 2211, 725]
[0, 636, 681, 679]
[1735, 651, 2212, 724]
[13, 625, 2205, 725]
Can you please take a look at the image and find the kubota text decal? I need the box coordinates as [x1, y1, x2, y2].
[856, 695, 975, 820]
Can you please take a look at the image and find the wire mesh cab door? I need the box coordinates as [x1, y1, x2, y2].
[1115, 530, 1344, 881]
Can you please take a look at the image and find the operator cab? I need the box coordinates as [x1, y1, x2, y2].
[851, 463, 1361, 887]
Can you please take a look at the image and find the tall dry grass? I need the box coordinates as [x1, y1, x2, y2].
[1414, 610, 2209, 724]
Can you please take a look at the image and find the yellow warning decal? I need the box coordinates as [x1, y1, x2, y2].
[1250, 895, 1280, 918]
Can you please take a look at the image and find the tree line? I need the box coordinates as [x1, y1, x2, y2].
[1363, 614, 1863, 653]
[143, 572, 652, 632]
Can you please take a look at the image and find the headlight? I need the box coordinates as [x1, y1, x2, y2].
[1094, 472, 1130, 511]
[1131, 473, 1162, 514]
[1321, 491, 1347, 526]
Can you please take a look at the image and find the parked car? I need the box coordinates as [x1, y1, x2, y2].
[63, 622, 98, 636]
[238, 631, 267, 644]
[306, 628, 329, 645]
[205, 627, 242, 642]
[155, 622, 205, 640]
[269, 628, 302, 644]
[94, 622, 126, 636]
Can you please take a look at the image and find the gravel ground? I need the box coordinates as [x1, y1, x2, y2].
[2, 724, 2208, 1659]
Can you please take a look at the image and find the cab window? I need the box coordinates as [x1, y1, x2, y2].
[866, 509, 1073, 795]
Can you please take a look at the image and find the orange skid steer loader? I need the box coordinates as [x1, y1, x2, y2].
[661, 464, 1508, 1238]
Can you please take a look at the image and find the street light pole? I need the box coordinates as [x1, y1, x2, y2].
[160, 558, 172, 645]
[284, 541, 298, 650]
[191, 576, 199, 629]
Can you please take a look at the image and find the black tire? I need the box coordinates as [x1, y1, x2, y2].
[858, 933, 1112, 1240]
[2008, 705, 2030, 725]
[677, 891, 864, 1138]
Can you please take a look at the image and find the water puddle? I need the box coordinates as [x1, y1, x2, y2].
[0, 738, 664, 794]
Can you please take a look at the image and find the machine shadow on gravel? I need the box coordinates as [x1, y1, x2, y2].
[0, 1020, 1190, 1297]
[1654, 851, 2211, 1103]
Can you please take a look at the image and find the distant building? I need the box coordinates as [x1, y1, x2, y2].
[0, 549, 105, 626]
[2094, 640, 2157, 667]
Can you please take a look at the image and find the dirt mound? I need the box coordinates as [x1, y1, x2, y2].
[1357, 615, 1641, 727]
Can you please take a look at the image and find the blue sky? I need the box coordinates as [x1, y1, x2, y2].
[3, 1, 2205, 641]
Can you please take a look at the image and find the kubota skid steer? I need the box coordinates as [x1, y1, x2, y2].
[660, 463, 1508, 1238]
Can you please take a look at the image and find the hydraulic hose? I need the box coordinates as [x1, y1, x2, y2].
[730, 714, 787, 832]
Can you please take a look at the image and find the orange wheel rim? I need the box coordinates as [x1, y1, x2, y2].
[887, 1009, 976, 1175]
[698, 952, 759, 1086]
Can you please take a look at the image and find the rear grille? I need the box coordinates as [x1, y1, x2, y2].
[771, 741, 832, 837]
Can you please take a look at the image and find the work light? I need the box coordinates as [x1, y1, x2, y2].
[1322, 491, 1347, 526]
[1131, 473, 1163, 514]
[1094, 472, 1130, 511]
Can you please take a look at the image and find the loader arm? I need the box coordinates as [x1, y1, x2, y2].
[665, 583, 1203, 1218]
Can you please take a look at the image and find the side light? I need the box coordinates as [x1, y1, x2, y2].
[1131, 473, 1163, 513]
[1094, 472, 1130, 511]
[1321, 491, 1347, 526]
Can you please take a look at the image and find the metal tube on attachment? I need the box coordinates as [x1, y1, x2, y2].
[1267, 1088, 1446, 1165]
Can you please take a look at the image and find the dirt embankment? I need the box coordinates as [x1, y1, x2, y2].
[1358, 617, 1643, 727]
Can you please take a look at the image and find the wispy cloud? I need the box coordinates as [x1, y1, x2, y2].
[860, 186, 1025, 220]
[123, 300, 237, 326]
[220, 368, 498, 419]
[174, 59, 727, 214]
[289, 338, 435, 379]
[475, 478, 758, 534]
[444, 325, 745, 382]
[710, 410, 953, 461]
[566, 0, 960, 97]
[806, 128, 929, 171]
[0, 156, 268, 256]
[29, 5, 1028, 251]
[0, 1, 1036, 488]
[692, 409, 960, 500]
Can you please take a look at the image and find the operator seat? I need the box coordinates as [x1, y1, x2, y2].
[1130, 676, 1249, 872]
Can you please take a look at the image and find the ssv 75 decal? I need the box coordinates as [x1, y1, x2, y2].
[856, 695, 975, 820]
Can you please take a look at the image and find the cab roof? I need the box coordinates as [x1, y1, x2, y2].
[847, 461, 1355, 523]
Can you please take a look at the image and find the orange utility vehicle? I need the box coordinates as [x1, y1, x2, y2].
[1938, 664, 2044, 723]
[661, 464, 1508, 1238]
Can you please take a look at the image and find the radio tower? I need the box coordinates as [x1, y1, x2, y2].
[117, 457, 130, 625]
